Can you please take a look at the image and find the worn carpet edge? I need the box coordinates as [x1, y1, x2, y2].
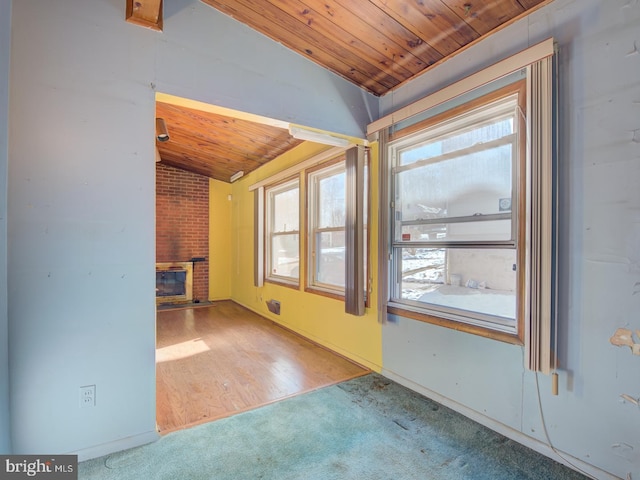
[79, 373, 588, 480]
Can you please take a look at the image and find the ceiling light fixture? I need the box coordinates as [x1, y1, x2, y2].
[289, 126, 350, 147]
[156, 118, 170, 142]
[230, 171, 244, 183]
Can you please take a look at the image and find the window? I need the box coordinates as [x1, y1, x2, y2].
[265, 178, 299, 285]
[306, 147, 369, 313]
[376, 39, 556, 366]
[255, 145, 369, 315]
[388, 83, 525, 341]
[307, 161, 347, 294]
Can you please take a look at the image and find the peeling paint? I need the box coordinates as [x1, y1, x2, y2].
[620, 394, 640, 406]
[610, 328, 640, 355]
[611, 442, 635, 460]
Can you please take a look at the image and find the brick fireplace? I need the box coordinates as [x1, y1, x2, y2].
[156, 163, 209, 304]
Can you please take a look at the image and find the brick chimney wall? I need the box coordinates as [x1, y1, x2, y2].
[156, 163, 209, 302]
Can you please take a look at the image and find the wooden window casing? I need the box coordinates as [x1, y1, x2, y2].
[387, 80, 527, 345]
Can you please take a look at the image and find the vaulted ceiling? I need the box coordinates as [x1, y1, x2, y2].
[201, 0, 549, 96]
[128, 0, 552, 181]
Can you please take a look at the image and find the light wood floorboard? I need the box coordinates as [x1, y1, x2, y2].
[156, 300, 369, 434]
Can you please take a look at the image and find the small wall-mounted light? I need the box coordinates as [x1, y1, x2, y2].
[156, 118, 170, 142]
[230, 171, 244, 183]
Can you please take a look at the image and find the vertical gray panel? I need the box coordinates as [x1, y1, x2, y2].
[377, 130, 390, 324]
[345, 146, 365, 316]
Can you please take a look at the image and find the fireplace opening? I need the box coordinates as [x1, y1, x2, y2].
[156, 262, 193, 304]
[156, 270, 187, 297]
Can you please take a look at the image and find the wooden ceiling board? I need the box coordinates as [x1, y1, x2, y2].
[333, 0, 443, 70]
[155, 102, 303, 182]
[275, 0, 417, 83]
[368, 0, 478, 57]
[439, 0, 526, 36]
[157, 103, 292, 157]
[302, 0, 427, 77]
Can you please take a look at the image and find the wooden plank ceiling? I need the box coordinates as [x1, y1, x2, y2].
[201, 0, 550, 96]
[153, 0, 550, 181]
[156, 101, 304, 183]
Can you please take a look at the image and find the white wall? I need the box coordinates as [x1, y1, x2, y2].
[0, 0, 11, 454]
[7, 0, 376, 460]
[381, 1, 640, 479]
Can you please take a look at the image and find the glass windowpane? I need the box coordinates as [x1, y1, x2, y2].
[272, 187, 299, 232]
[396, 247, 516, 321]
[395, 144, 512, 231]
[318, 172, 345, 228]
[316, 231, 345, 288]
[271, 234, 299, 279]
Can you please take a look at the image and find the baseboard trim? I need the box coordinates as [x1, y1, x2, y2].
[72, 430, 160, 462]
[231, 299, 382, 372]
[381, 369, 616, 480]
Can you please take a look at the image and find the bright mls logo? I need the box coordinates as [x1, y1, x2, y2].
[1, 455, 77, 479]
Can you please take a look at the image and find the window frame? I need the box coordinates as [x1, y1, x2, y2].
[264, 177, 300, 288]
[305, 158, 348, 299]
[386, 80, 527, 344]
[258, 145, 370, 316]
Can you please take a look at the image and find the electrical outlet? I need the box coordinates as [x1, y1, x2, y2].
[80, 385, 96, 408]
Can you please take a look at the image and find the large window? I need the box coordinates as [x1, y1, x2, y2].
[265, 178, 299, 285]
[388, 84, 525, 340]
[375, 39, 556, 367]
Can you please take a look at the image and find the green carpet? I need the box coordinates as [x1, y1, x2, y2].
[79, 374, 588, 480]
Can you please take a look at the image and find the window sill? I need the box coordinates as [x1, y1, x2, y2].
[265, 278, 300, 290]
[386, 305, 523, 345]
[304, 286, 344, 302]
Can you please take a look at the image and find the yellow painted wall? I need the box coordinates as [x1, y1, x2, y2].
[229, 142, 383, 371]
[208, 178, 233, 300]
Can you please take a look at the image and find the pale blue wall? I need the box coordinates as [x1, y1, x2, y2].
[7, 0, 376, 460]
[380, 1, 640, 479]
[8, 0, 159, 458]
[0, 0, 11, 454]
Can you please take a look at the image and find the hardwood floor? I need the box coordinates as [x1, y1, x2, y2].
[156, 300, 369, 434]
